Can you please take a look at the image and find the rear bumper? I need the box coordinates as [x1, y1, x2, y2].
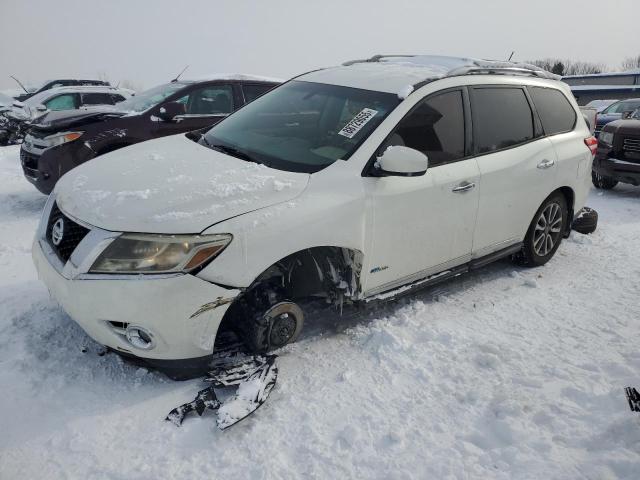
[32, 235, 241, 367]
[593, 156, 640, 186]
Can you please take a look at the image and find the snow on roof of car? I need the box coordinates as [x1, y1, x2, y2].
[23, 86, 133, 106]
[298, 55, 559, 96]
[181, 73, 284, 83]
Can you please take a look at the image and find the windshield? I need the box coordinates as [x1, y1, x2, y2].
[114, 83, 186, 113]
[603, 100, 640, 114]
[202, 80, 400, 173]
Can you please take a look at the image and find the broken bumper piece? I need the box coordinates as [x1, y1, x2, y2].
[166, 351, 278, 430]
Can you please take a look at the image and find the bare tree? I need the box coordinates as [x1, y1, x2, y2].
[563, 61, 606, 75]
[527, 58, 606, 76]
[621, 55, 640, 71]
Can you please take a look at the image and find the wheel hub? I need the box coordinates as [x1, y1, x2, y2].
[264, 302, 305, 349]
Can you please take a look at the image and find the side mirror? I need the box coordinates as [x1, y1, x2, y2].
[36, 104, 47, 112]
[157, 101, 186, 121]
[374, 146, 429, 177]
[622, 110, 634, 119]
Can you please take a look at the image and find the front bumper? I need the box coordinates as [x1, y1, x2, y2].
[21, 139, 89, 195]
[31, 200, 241, 368]
[593, 155, 640, 186]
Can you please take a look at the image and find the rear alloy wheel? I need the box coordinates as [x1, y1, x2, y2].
[515, 193, 567, 267]
[592, 171, 618, 190]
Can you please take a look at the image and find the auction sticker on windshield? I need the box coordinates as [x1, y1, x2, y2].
[338, 108, 378, 138]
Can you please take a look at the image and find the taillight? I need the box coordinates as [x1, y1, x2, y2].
[584, 136, 597, 156]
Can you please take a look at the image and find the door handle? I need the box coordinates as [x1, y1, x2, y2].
[452, 181, 476, 193]
[537, 159, 555, 169]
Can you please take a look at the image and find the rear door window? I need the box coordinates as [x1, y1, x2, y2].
[185, 85, 234, 115]
[81, 92, 115, 106]
[471, 87, 534, 154]
[44, 94, 78, 111]
[529, 87, 576, 135]
[243, 84, 275, 103]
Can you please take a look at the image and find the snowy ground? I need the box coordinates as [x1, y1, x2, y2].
[0, 144, 639, 479]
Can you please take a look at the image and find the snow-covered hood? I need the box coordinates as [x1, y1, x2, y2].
[55, 134, 310, 233]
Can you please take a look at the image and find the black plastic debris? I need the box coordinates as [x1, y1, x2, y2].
[166, 347, 278, 430]
[626, 387, 640, 413]
[166, 387, 221, 426]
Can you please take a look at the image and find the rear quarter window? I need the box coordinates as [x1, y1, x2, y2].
[529, 87, 576, 135]
[471, 87, 534, 154]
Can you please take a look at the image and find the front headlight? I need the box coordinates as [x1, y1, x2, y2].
[89, 233, 232, 274]
[41, 131, 84, 148]
[599, 131, 614, 146]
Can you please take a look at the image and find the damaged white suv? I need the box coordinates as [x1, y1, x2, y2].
[33, 56, 595, 378]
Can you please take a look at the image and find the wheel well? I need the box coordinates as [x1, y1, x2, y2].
[554, 186, 574, 237]
[557, 186, 574, 214]
[249, 246, 363, 302]
[218, 247, 363, 337]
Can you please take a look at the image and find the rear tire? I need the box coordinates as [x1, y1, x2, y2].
[592, 171, 618, 190]
[515, 193, 567, 268]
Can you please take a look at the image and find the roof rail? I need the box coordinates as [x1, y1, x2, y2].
[446, 65, 557, 79]
[342, 54, 413, 66]
[341, 55, 560, 82]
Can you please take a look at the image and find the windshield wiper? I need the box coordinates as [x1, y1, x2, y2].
[208, 143, 261, 165]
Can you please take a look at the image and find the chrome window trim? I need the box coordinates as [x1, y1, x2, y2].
[174, 113, 229, 119]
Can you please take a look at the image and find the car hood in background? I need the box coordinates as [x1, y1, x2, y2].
[601, 118, 640, 136]
[55, 134, 310, 234]
[596, 113, 622, 127]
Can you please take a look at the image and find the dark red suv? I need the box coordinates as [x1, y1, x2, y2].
[21, 77, 279, 194]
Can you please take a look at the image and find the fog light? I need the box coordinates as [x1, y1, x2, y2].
[125, 326, 155, 350]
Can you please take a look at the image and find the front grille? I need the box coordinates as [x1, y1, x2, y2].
[20, 149, 39, 170]
[622, 136, 640, 163]
[46, 203, 90, 262]
[623, 137, 640, 153]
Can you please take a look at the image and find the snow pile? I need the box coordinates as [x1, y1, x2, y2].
[0, 145, 639, 478]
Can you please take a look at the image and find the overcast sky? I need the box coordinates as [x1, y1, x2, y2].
[2, 0, 639, 91]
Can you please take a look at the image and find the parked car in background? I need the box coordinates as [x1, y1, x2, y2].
[31, 56, 595, 378]
[594, 98, 640, 137]
[585, 99, 617, 113]
[21, 75, 279, 193]
[11, 78, 110, 102]
[1, 86, 132, 146]
[0, 92, 14, 109]
[593, 107, 640, 189]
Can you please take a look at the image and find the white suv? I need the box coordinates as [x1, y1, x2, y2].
[32, 56, 596, 378]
